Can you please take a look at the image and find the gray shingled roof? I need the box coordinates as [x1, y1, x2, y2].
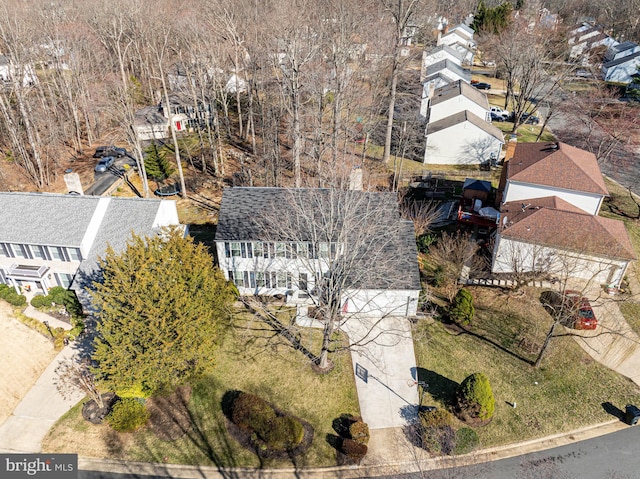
[603, 50, 640, 68]
[431, 79, 489, 109]
[215, 187, 421, 291]
[424, 44, 465, 63]
[425, 59, 471, 82]
[426, 110, 504, 141]
[0, 192, 101, 246]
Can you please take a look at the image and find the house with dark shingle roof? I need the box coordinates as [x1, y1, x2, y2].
[493, 142, 635, 288]
[492, 197, 636, 287]
[0, 192, 181, 307]
[424, 80, 490, 123]
[602, 49, 640, 84]
[215, 187, 421, 318]
[499, 142, 608, 215]
[424, 110, 504, 165]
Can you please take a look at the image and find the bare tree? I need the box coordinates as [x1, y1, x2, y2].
[429, 232, 481, 302]
[55, 357, 104, 409]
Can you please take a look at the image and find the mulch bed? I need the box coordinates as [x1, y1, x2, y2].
[224, 415, 314, 460]
[82, 392, 118, 424]
[146, 386, 193, 441]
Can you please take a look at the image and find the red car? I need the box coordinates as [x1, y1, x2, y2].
[563, 290, 597, 330]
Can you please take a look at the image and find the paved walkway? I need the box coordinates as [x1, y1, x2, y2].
[341, 315, 419, 429]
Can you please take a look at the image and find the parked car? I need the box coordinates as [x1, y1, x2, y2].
[521, 112, 540, 125]
[540, 290, 597, 330]
[563, 290, 597, 330]
[94, 156, 115, 173]
[93, 146, 127, 158]
[472, 82, 491, 90]
[490, 106, 510, 120]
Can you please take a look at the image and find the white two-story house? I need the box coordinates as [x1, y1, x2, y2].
[0, 193, 181, 307]
[215, 187, 421, 318]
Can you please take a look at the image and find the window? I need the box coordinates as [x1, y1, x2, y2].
[254, 242, 263, 258]
[319, 242, 329, 258]
[10, 244, 29, 259]
[55, 273, 73, 288]
[256, 272, 265, 288]
[49, 247, 65, 261]
[0, 243, 9, 258]
[297, 242, 307, 259]
[230, 242, 242, 257]
[268, 243, 275, 258]
[67, 248, 82, 261]
[249, 271, 256, 288]
[277, 272, 288, 288]
[31, 245, 48, 260]
[225, 243, 231, 258]
[229, 270, 244, 287]
[245, 243, 253, 258]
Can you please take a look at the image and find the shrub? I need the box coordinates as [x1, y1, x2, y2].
[454, 427, 479, 455]
[456, 373, 495, 421]
[348, 419, 370, 445]
[418, 408, 454, 429]
[449, 288, 474, 325]
[420, 425, 456, 454]
[4, 292, 26, 306]
[106, 397, 150, 432]
[31, 295, 52, 308]
[341, 438, 368, 462]
[230, 392, 304, 451]
[0, 284, 12, 299]
[417, 234, 437, 254]
[430, 265, 445, 287]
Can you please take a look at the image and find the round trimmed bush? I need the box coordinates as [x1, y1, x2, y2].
[31, 295, 53, 308]
[456, 373, 495, 421]
[341, 438, 368, 462]
[418, 408, 454, 429]
[349, 419, 370, 445]
[5, 292, 26, 306]
[449, 288, 474, 325]
[263, 416, 304, 450]
[106, 397, 150, 432]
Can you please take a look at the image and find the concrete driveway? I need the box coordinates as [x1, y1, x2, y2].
[341, 315, 419, 429]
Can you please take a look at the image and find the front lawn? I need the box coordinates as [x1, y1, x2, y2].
[43, 316, 359, 468]
[413, 286, 640, 447]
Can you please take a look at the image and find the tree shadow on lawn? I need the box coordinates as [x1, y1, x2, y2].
[411, 367, 459, 407]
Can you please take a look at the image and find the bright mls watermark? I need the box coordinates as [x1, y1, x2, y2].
[1, 454, 77, 478]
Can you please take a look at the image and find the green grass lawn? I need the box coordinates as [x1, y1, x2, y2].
[413, 287, 640, 447]
[43, 316, 359, 468]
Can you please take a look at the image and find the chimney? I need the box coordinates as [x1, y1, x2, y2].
[504, 134, 517, 163]
[349, 166, 363, 191]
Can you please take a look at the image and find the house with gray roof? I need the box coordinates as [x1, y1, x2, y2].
[215, 187, 421, 318]
[420, 45, 466, 82]
[602, 48, 640, 84]
[0, 193, 181, 308]
[424, 110, 504, 165]
[422, 79, 490, 122]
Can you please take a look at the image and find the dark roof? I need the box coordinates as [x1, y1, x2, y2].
[430, 79, 488, 109]
[506, 142, 608, 196]
[427, 110, 504, 141]
[499, 197, 636, 260]
[463, 178, 492, 193]
[215, 187, 421, 291]
[603, 50, 640, 68]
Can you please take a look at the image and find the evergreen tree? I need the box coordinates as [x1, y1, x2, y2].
[90, 227, 236, 397]
[144, 142, 175, 182]
[456, 372, 495, 421]
[449, 288, 475, 325]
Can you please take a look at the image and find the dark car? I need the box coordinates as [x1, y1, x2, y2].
[521, 112, 540, 125]
[93, 146, 127, 158]
[540, 290, 597, 330]
[94, 156, 115, 173]
[472, 82, 491, 90]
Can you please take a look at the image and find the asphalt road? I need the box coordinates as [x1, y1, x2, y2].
[384, 424, 640, 479]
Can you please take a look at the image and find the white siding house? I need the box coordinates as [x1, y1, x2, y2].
[421, 45, 465, 81]
[499, 142, 608, 215]
[215, 187, 421, 318]
[602, 51, 640, 84]
[0, 193, 182, 306]
[424, 111, 503, 165]
[492, 197, 635, 287]
[424, 80, 490, 122]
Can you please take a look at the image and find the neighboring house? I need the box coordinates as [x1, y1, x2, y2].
[134, 106, 169, 142]
[492, 196, 636, 287]
[439, 24, 476, 50]
[421, 59, 471, 97]
[424, 110, 504, 165]
[422, 79, 490, 122]
[0, 193, 181, 308]
[603, 41, 640, 62]
[215, 187, 421, 318]
[0, 55, 37, 86]
[499, 142, 608, 215]
[446, 41, 475, 65]
[602, 49, 640, 84]
[420, 44, 465, 81]
[569, 31, 616, 60]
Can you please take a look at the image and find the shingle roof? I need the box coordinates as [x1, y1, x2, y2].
[430, 79, 489, 109]
[427, 110, 504, 141]
[603, 50, 640, 68]
[425, 59, 471, 81]
[500, 197, 636, 260]
[424, 44, 465, 63]
[215, 187, 421, 291]
[506, 142, 608, 196]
